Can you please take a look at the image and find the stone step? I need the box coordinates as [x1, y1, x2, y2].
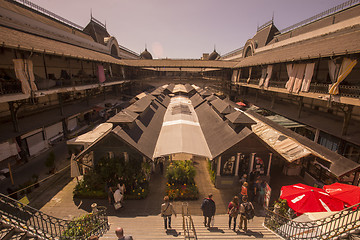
[100, 214, 279, 239]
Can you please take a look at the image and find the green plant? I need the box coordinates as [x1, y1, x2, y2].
[73, 155, 150, 200]
[207, 160, 215, 184]
[61, 213, 100, 238]
[165, 161, 199, 200]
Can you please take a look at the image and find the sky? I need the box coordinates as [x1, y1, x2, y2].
[30, 0, 348, 59]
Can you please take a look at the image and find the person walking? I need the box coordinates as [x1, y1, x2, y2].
[161, 196, 176, 229]
[201, 193, 216, 228]
[239, 196, 254, 232]
[227, 196, 240, 231]
[115, 227, 133, 240]
[240, 182, 248, 203]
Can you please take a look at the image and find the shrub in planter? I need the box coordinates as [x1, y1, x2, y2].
[165, 161, 199, 200]
[73, 156, 150, 199]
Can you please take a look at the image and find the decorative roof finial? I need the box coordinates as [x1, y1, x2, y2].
[272, 11, 274, 23]
[90, 8, 92, 19]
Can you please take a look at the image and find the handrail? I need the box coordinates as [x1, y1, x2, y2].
[264, 202, 360, 240]
[11, 0, 84, 30]
[182, 202, 197, 240]
[0, 193, 109, 239]
[280, 0, 360, 33]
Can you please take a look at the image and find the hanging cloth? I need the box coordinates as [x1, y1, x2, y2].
[264, 65, 273, 88]
[237, 68, 241, 82]
[232, 70, 238, 82]
[258, 67, 267, 87]
[328, 59, 340, 83]
[300, 63, 315, 92]
[247, 67, 252, 83]
[329, 58, 358, 95]
[292, 64, 306, 94]
[13, 59, 37, 94]
[97, 65, 106, 83]
[285, 64, 297, 92]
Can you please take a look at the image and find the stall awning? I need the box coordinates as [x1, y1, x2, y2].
[266, 115, 305, 128]
[250, 119, 312, 162]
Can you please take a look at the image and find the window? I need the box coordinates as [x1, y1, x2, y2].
[318, 132, 340, 152]
[222, 156, 236, 175]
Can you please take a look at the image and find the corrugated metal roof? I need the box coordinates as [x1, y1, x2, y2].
[266, 115, 305, 128]
[0, 26, 124, 64]
[234, 28, 360, 68]
[246, 110, 360, 177]
[66, 123, 112, 147]
[107, 109, 139, 124]
[250, 119, 312, 162]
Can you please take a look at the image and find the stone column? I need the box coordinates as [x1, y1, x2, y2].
[249, 153, 255, 174]
[217, 156, 222, 176]
[267, 153, 273, 176]
[235, 153, 241, 176]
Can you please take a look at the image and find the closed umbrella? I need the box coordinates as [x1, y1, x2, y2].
[323, 182, 360, 207]
[280, 183, 344, 214]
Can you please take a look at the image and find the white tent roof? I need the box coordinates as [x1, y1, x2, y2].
[153, 96, 212, 159]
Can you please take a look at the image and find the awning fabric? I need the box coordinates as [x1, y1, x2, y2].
[153, 96, 211, 159]
[251, 119, 311, 162]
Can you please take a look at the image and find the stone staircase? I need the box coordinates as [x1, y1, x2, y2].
[100, 214, 280, 239]
[0, 217, 39, 240]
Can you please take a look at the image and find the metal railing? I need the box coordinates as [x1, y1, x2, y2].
[264, 202, 360, 239]
[280, 0, 360, 33]
[182, 202, 197, 240]
[0, 193, 109, 239]
[221, 47, 244, 59]
[235, 78, 360, 98]
[11, 0, 84, 30]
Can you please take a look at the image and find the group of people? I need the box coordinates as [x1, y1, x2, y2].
[106, 178, 126, 210]
[159, 193, 255, 233]
[239, 173, 267, 207]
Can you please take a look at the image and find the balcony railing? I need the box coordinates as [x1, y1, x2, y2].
[0, 193, 109, 239]
[280, 0, 360, 33]
[12, 0, 83, 30]
[235, 78, 360, 98]
[264, 202, 360, 239]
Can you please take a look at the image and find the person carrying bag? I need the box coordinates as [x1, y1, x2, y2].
[161, 196, 176, 229]
[227, 196, 239, 231]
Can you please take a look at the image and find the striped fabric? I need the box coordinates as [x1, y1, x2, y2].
[329, 58, 358, 95]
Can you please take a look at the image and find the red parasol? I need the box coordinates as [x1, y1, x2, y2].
[323, 182, 360, 207]
[236, 101, 246, 107]
[280, 183, 344, 214]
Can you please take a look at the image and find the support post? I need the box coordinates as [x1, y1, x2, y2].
[216, 156, 221, 176]
[267, 153, 273, 176]
[341, 105, 353, 136]
[270, 94, 275, 109]
[235, 153, 240, 177]
[8, 102, 19, 132]
[314, 128, 320, 143]
[58, 93, 64, 116]
[249, 153, 255, 174]
[297, 96, 303, 118]
[42, 52, 48, 80]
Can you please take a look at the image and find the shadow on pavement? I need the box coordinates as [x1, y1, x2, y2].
[166, 229, 181, 236]
[236, 229, 264, 238]
[208, 227, 225, 233]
